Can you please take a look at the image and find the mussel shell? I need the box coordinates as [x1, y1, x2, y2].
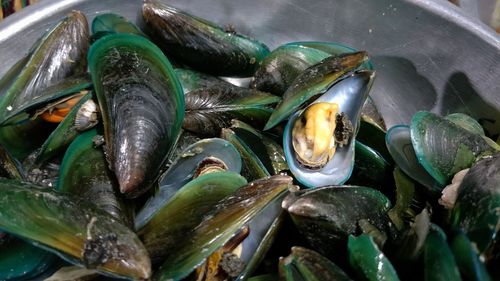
[174, 68, 227, 94]
[153, 175, 292, 281]
[135, 138, 242, 230]
[57, 128, 131, 226]
[231, 120, 288, 175]
[0, 143, 25, 180]
[386, 125, 443, 195]
[348, 234, 400, 281]
[445, 113, 485, 136]
[284, 186, 392, 259]
[183, 81, 279, 137]
[423, 225, 461, 281]
[0, 11, 89, 126]
[0, 118, 57, 161]
[286, 41, 373, 69]
[235, 193, 286, 281]
[410, 111, 499, 186]
[88, 33, 184, 198]
[0, 237, 56, 281]
[251, 41, 373, 97]
[387, 168, 426, 231]
[264, 51, 368, 130]
[250, 44, 332, 96]
[35, 91, 95, 165]
[449, 229, 492, 281]
[0, 179, 151, 279]
[279, 246, 352, 281]
[347, 141, 393, 193]
[92, 13, 144, 36]
[283, 70, 374, 188]
[138, 171, 247, 265]
[356, 119, 392, 163]
[221, 127, 270, 181]
[1, 75, 91, 126]
[141, 0, 270, 77]
[451, 153, 500, 262]
[361, 96, 387, 131]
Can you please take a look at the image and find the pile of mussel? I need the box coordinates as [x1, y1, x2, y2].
[0, 0, 498, 280]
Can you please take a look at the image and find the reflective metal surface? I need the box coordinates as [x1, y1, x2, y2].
[0, 0, 498, 136]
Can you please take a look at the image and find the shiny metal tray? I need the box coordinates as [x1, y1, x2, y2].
[0, 0, 498, 135]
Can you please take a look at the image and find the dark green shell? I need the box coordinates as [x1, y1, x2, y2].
[348, 234, 400, 281]
[284, 186, 392, 259]
[450, 230, 492, 281]
[142, 0, 270, 77]
[221, 127, 270, 181]
[153, 175, 292, 281]
[92, 13, 144, 36]
[0, 118, 57, 161]
[0, 11, 89, 126]
[411, 111, 499, 186]
[138, 171, 247, 265]
[279, 246, 352, 281]
[230, 120, 288, 175]
[250, 41, 374, 97]
[0, 179, 151, 279]
[264, 52, 368, 130]
[0, 237, 56, 281]
[57, 128, 130, 226]
[183, 81, 279, 137]
[88, 33, 184, 198]
[1, 75, 91, 126]
[174, 68, 227, 94]
[347, 141, 393, 192]
[423, 225, 462, 281]
[35, 91, 94, 165]
[250, 45, 332, 96]
[451, 153, 500, 262]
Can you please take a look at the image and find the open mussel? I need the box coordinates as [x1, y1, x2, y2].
[138, 171, 248, 265]
[35, 91, 98, 165]
[251, 41, 372, 97]
[264, 51, 368, 130]
[0, 11, 89, 126]
[135, 138, 242, 229]
[153, 175, 293, 280]
[386, 125, 443, 196]
[141, 0, 270, 76]
[283, 70, 374, 187]
[88, 33, 184, 198]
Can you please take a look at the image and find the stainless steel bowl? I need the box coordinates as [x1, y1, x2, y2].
[0, 0, 498, 136]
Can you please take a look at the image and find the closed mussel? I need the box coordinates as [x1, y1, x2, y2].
[88, 33, 184, 198]
[0, 179, 151, 279]
[410, 111, 499, 186]
[283, 186, 393, 260]
[142, 0, 270, 76]
[0, 11, 89, 126]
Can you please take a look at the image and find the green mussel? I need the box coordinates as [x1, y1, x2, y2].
[88, 33, 184, 198]
[142, 0, 270, 76]
[0, 179, 151, 279]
